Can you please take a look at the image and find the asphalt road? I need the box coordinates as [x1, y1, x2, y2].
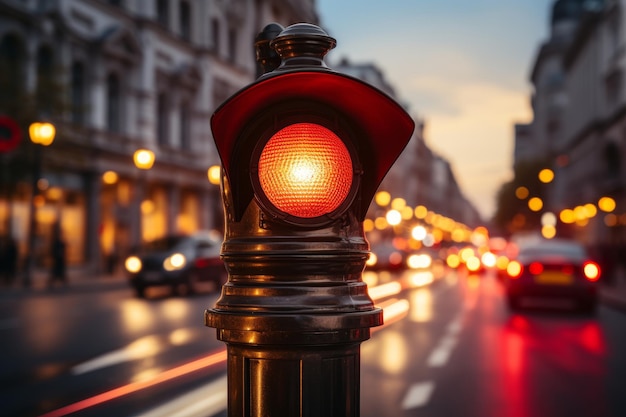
[1, 268, 625, 417]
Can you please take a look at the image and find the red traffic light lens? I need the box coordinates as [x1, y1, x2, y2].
[257, 122, 353, 219]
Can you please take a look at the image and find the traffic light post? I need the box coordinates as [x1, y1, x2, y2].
[205, 23, 414, 416]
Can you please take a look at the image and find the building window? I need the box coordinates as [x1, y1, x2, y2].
[107, 73, 121, 133]
[211, 18, 220, 53]
[228, 27, 237, 63]
[36, 45, 55, 116]
[157, 92, 169, 146]
[180, 103, 190, 151]
[157, 0, 168, 27]
[71, 61, 85, 125]
[180, 0, 191, 41]
[0, 34, 25, 113]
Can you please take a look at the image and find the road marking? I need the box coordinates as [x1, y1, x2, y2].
[132, 374, 227, 417]
[40, 349, 227, 417]
[401, 381, 435, 410]
[426, 333, 458, 367]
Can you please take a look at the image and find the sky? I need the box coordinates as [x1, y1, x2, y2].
[316, 0, 554, 220]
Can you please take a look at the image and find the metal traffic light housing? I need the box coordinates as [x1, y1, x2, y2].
[211, 23, 414, 224]
[206, 23, 414, 417]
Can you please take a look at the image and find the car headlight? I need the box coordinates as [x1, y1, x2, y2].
[407, 254, 432, 269]
[164, 253, 187, 271]
[125, 256, 142, 273]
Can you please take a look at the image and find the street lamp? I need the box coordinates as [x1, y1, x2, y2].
[132, 148, 155, 244]
[24, 121, 56, 287]
[133, 148, 155, 170]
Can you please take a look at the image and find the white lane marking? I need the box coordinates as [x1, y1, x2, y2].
[72, 334, 166, 375]
[446, 314, 463, 335]
[132, 374, 227, 417]
[401, 381, 435, 410]
[72, 348, 134, 375]
[427, 311, 464, 368]
[426, 333, 458, 367]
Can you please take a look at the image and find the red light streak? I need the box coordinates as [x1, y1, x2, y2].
[38, 348, 227, 417]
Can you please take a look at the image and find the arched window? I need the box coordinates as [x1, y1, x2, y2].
[71, 61, 85, 125]
[157, 92, 169, 146]
[107, 73, 121, 133]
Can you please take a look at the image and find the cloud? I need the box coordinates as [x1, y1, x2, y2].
[410, 78, 532, 218]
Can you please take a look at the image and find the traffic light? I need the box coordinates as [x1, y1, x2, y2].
[205, 23, 414, 417]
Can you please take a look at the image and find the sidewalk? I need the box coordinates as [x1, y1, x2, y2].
[0, 266, 129, 296]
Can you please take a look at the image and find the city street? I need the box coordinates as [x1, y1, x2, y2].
[1, 268, 625, 417]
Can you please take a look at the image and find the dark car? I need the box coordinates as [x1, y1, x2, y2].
[124, 231, 226, 298]
[503, 238, 601, 312]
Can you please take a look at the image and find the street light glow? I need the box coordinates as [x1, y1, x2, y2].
[133, 149, 155, 170]
[538, 168, 554, 183]
[598, 196, 616, 212]
[207, 165, 221, 185]
[29, 121, 56, 146]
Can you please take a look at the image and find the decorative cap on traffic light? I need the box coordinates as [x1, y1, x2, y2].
[211, 23, 415, 224]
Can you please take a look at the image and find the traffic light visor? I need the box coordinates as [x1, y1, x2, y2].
[255, 122, 354, 221]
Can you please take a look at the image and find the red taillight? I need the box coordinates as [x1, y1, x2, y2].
[528, 262, 543, 275]
[583, 261, 601, 282]
[506, 261, 523, 279]
[195, 258, 220, 268]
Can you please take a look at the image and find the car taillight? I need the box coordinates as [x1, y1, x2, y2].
[506, 261, 523, 279]
[195, 258, 211, 268]
[528, 262, 543, 275]
[583, 261, 601, 282]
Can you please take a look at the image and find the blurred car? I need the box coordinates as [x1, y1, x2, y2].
[366, 242, 407, 271]
[503, 238, 601, 312]
[124, 231, 226, 298]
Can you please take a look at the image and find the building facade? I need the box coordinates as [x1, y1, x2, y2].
[519, 0, 626, 247]
[0, 0, 316, 274]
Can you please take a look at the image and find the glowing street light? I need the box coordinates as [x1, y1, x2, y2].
[538, 168, 554, 183]
[207, 165, 221, 185]
[29, 122, 56, 146]
[24, 121, 57, 287]
[133, 148, 155, 170]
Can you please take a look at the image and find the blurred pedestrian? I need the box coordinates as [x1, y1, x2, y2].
[48, 224, 67, 287]
[0, 234, 18, 286]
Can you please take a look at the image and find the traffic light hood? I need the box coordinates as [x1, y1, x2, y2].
[211, 69, 415, 221]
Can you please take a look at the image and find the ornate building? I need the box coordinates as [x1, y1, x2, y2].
[0, 0, 317, 274]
